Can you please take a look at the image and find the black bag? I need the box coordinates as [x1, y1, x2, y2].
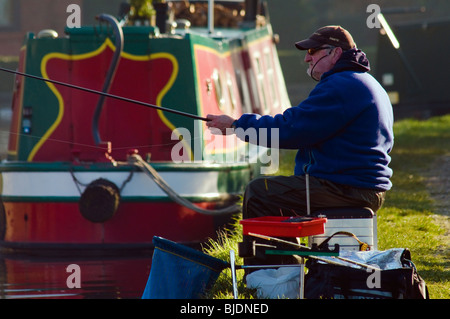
[304, 248, 429, 299]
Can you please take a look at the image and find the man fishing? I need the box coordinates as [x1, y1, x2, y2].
[206, 25, 394, 266]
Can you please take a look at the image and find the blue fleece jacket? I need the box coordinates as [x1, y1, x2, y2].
[234, 49, 394, 191]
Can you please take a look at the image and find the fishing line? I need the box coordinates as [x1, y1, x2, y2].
[0, 66, 210, 122]
[0, 129, 205, 151]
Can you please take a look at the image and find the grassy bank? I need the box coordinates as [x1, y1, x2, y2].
[203, 114, 450, 299]
[377, 114, 450, 298]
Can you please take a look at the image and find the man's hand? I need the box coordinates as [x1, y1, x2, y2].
[206, 114, 236, 135]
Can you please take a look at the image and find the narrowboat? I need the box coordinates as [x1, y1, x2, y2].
[0, 0, 289, 254]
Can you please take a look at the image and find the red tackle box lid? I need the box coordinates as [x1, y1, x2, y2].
[240, 216, 327, 238]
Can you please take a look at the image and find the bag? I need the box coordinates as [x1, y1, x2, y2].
[304, 248, 429, 299]
[246, 266, 302, 299]
[316, 230, 371, 251]
[142, 236, 228, 299]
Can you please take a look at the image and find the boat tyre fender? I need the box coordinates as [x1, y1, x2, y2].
[79, 178, 120, 223]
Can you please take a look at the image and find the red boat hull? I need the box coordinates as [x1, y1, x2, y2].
[1, 200, 231, 254]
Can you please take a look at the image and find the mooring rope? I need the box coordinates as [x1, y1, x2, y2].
[128, 154, 241, 216]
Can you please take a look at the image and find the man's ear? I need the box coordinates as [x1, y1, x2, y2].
[331, 47, 343, 64]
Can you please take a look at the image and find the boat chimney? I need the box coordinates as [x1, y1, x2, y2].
[208, 0, 214, 34]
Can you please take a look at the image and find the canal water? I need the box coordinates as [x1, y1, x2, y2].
[0, 254, 153, 299]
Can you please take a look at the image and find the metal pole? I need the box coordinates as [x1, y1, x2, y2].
[306, 173, 311, 215]
[299, 258, 305, 299]
[230, 250, 239, 299]
[208, 0, 214, 34]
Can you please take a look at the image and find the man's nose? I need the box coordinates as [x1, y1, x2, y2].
[304, 53, 312, 62]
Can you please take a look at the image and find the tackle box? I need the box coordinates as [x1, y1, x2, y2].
[309, 207, 377, 251]
[240, 216, 327, 238]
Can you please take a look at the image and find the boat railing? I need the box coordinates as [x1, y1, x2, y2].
[92, 14, 124, 147]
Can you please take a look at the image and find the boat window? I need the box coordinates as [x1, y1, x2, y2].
[264, 47, 279, 110]
[253, 52, 269, 114]
[230, 50, 252, 113]
[212, 69, 226, 111]
[226, 72, 236, 111]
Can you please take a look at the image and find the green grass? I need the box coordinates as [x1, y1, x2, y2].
[377, 114, 450, 299]
[203, 114, 450, 299]
[202, 217, 257, 299]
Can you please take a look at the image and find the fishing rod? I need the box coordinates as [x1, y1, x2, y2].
[0, 66, 210, 122]
[248, 232, 381, 271]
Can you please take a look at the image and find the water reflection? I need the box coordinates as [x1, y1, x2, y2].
[0, 253, 152, 299]
[0, 95, 154, 299]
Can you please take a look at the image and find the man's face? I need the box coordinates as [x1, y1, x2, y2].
[304, 45, 336, 81]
